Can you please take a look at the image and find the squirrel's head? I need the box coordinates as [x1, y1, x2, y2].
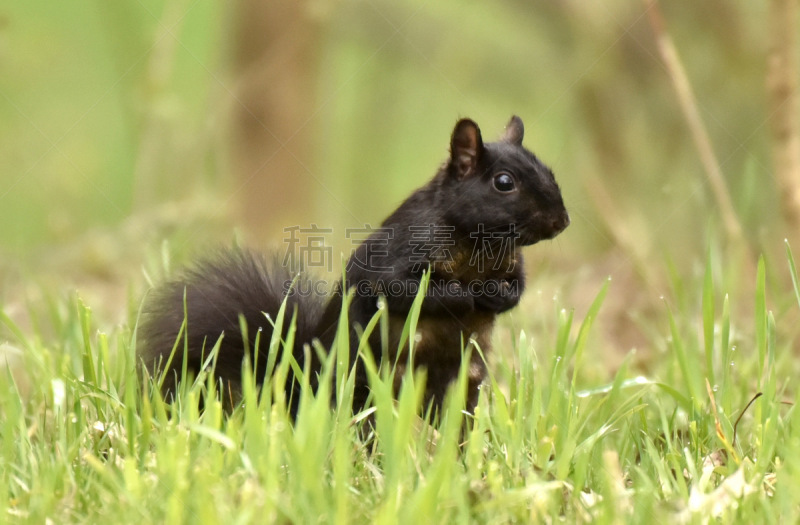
[442, 116, 570, 247]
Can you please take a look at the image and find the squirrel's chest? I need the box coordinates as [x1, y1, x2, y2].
[431, 243, 519, 283]
[387, 311, 494, 367]
[387, 311, 494, 409]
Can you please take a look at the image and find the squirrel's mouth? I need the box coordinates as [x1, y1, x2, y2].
[519, 210, 570, 246]
[459, 209, 570, 250]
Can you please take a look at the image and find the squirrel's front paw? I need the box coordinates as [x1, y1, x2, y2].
[474, 279, 521, 313]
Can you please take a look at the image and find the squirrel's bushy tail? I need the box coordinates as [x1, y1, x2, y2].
[138, 248, 327, 406]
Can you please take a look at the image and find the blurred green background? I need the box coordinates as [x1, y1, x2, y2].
[0, 1, 787, 331]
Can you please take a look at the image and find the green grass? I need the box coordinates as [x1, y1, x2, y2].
[2, 2, 795, 522]
[2, 243, 800, 523]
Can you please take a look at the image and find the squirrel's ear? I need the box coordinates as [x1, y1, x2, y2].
[449, 118, 484, 179]
[503, 115, 524, 146]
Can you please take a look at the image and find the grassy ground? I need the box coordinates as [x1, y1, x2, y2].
[2, 2, 798, 522]
[2, 242, 799, 524]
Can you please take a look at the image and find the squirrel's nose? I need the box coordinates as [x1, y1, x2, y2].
[552, 212, 570, 233]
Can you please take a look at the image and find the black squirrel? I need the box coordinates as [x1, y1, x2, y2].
[139, 116, 569, 417]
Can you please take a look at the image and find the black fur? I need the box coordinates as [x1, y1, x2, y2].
[139, 249, 325, 409]
[139, 116, 569, 416]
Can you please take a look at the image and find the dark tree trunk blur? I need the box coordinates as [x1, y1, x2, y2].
[231, 1, 321, 239]
[767, 0, 800, 236]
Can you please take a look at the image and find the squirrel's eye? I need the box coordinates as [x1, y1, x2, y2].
[493, 172, 515, 192]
